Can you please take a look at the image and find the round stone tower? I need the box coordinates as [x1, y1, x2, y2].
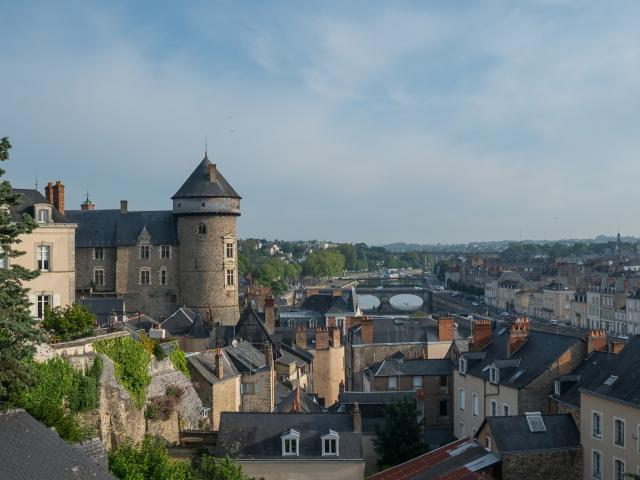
[172, 154, 241, 325]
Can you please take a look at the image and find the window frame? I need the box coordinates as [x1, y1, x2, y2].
[472, 393, 479, 417]
[37, 208, 50, 223]
[613, 457, 625, 480]
[459, 388, 466, 411]
[554, 380, 561, 396]
[439, 400, 449, 418]
[613, 417, 625, 448]
[198, 223, 207, 236]
[591, 449, 602, 480]
[459, 357, 467, 375]
[160, 267, 167, 285]
[225, 242, 234, 259]
[139, 245, 150, 259]
[94, 247, 104, 260]
[160, 245, 171, 259]
[139, 268, 151, 285]
[592, 410, 603, 440]
[36, 294, 51, 319]
[502, 404, 510, 416]
[490, 399, 498, 417]
[412, 375, 422, 390]
[489, 366, 499, 385]
[36, 244, 51, 271]
[387, 376, 398, 390]
[94, 268, 105, 286]
[485, 436, 491, 451]
[281, 430, 300, 457]
[321, 430, 340, 457]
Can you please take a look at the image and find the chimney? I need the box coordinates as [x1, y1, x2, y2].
[353, 401, 361, 433]
[330, 326, 341, 348]
[587, 329, 608, 354]
[120, 200, 128, 214]
[209, 164, 217, 184]
[264, 341, 273, 367]
[264, 297, 275, 334]
[215, 347, 224, 379]
[507, 317, 529, 358]
[45, 181, 53, 204]
[438, 316, 455, 342]
[339, 380, 345, 395]
[610, 340, 625, 354]
[360, 316, 374, 345]
[471, 319, 492, 351]
[332, 288, 342, 297]
[295, 325, 307, 349]
[315, 327, 329, 350]
[51, 181, 65, 214]
[292, 386, 301, 413]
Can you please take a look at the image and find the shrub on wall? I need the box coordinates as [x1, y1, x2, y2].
[94, 337, 151, 409]
[169, 348, 190, 379]
[42, 304, 96, 341]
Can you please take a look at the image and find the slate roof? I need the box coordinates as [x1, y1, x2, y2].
[65, 209, 178, 247]
[459, 328, 582, 390]
[579, 335, 640, 408]
[11, 189, 70, 223]
[187, 349, 240, 385]
[366, 357, 452, 378]
[79, 298, 126, 329]
[0, 410, 115, 479]
[224, 340, 267, 373]
[367, 437, 499, 480]
[349, 316, 466, 345]
[275, 388, 323, 413]
[215, 412, 363, 460]
[338, 391, 419, 406]
[482, 414, 580, 453]
[161, 307, 211, 338]
[551, 351, 617, 409]
[172, 155, 240, 199]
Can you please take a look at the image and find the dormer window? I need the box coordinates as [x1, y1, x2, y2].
[37, 208, 50, 223]
[140, 245, 150, 259]
[554, 380, 561, 396]
[281, 429, 300, 457]
[321, 430, 340, 456]
[459, 357, 467, 375]
[489, 366, 500, 385]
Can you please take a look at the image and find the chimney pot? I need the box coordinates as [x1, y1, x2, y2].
[471, 319, 492, 351]
[120, 200, 128, 214]
[438, 316, 455, 342]
[315, 327, 329, 350]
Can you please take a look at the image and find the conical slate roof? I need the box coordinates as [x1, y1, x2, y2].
[172, 154, 241, 199]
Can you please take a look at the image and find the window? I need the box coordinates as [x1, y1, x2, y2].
[36, 244, 50, 271]
[321, 431, 339, 456]
[502, 404, 510, 416]
[161, 245, 171, 259]
[94, 268, 105, 286]
[226, 242, 234, 258]
[489, 367, 500, 384]
[485, 436, 492, 451]
[388, 376, 398, 390]
[592, 411, 603, 439]
[281, 429, 300, 457]
[94, 247, 104, 260]
[439, 400, 449, 418]
[241, 383, 260, 394]
[458, 422, 466, 437]
[592, 450, 602, 479]
[554, 380, 561, 396]
[0, 247, 7, 269]
[459, 357, 467, 374]
[459, 388, 465, 411]
[472, 393, 479, 417]
[160, 268, 167, 285]
[490, 400, 498, 417]
[198, 223, 206, 235]
[439, 375, 448, 389]
[614, 418, 625, 447]
[140, 245, 150, 259]
[37, 208, 49, 223]
[140, 269, 150, 285]
[170, 294, 178, 304]
[37, 294, 50, 319]
[637, 424, 640, 453]
[614, 458, 625, 480]
[226, 268, 235, 287]
[412, 376, 422, 389]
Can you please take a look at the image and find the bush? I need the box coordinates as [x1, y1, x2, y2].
[87, 355, 103, 382]
[165, 385, 184, 400]
[42, 304, 96, 341]
[145, 395, 177, 421]
[153, 341, 166, 360]
[94, 337, 151, 409]
[69, 375, 97, 412]
[169, 348, 190, 379]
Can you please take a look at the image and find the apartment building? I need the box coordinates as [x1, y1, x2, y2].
[587, 279, 627, 333]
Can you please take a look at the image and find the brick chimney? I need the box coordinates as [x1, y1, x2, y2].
[264, 297, 275, 334]
[295, 325, 307, 349]
[330, 326, 341, 347]
[120, 200, 128, 214]
[507, 317, 529, 358]
[215, 347, 224, 379]
[209, 164, 217, 184]
[587, 329, 608, 353]
[471, 319, 492, 351]
[45, 180, 64, 214]
[332, 288, 342, 297]
[610, 340, 625, 354]
[438, 316, 455, 342]
[360, 316, 374, 345]
[315, 327, 329, 350]
[353, 401, 361, 433]
[264, 341, 273, 367]
[44, 181, 54, 204]
[339, 380, 345, 395]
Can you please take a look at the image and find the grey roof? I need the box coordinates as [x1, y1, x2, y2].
[579, 335, 640, 408]
[349, 316, 466, 345]
[215, 412, 363, 460]
[275, 388, 323, 413]
[161, 307, 211, 338]
[367, 356, 452, 378]
[0, 410, 114, 479]
[338, 390, 418, 406]
[187, 350, 240, 384]
[11, 189, 70, 223]
[224, 340, 267, 373]
[79, 298, 126, 329]
[459, 329, 582, 390]
[172, 155, 240, 199]
[72, 438, 109, 472]
[482, 414, 580, 453]
[65, 209, 178, 247]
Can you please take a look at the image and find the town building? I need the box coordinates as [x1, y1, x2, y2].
[66, 154, 241, 324]
[570, 290, 588, 329]
[586, 278, 627, 333]
[625, 290, 640, 335]
[542, 281, 574, 323]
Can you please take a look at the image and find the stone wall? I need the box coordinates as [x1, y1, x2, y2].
[34, 331, 129, 362]
[241, 368, 274, 412]
[211, 376, 241, 431]
[501, 449, 582, 480]
[76, 246, 117, 292]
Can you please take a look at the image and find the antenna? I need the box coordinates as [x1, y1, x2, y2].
[205, 136, 208, 157]
[35, 177, 38, 190]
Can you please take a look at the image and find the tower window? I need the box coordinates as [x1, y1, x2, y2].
[94, 268, 105, 286]
[226, 242, 234, 258]
[198, 223, 206, 235]
[160, 268, 167, 285]
[226, 268, 235, 287]
[140, 245, 150, 259]
[160, 245, 171, 259]
[94, 247, 104, 260]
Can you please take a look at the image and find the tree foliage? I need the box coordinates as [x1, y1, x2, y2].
[373, 400, 426, 468]
[0, 137, 44, 410]
[42, 303, 96, 341]
[169, 347, 190, 379]
[302, 249, 345, 278]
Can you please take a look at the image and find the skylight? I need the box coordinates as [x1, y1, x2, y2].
[525, 412, 546, 433]
[604, 375, 618, 386]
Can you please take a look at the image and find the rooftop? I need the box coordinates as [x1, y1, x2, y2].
[172, 154, 240, 199]
[11, 189, 70, 223]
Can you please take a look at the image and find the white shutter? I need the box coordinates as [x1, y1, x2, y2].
[28, 295, 37, 317]
[53, 294, 61, 307]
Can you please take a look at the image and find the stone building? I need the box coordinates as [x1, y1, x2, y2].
[6, 186, 77, 318]
[66, 154, 241, 324]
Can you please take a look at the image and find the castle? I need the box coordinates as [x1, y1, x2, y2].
[65, 154, 241, 324]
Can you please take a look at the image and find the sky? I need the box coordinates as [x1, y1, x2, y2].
[1, 1, 640, 245]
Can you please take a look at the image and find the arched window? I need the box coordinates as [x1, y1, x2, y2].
[198, 223, 206, 235]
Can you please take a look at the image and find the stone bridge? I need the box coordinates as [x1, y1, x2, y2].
[354, 286, 431, 314]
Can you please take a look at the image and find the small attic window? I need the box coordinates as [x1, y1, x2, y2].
[604, 375, 618, 386]
[554, 380, 561, 396]
[281, 429, 300, 457]
[525, 412, 546, 433]
[321, 430, 340, 456]
[459, 357, 467, 375]
[37, 208, 50, 223]
[489, 366, 500, 385]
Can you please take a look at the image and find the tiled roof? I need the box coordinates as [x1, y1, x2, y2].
[367, 357, 452, 378]
[187, 349, 240, 384]
[172, 155, 240, 199]
[11, 189, 70, 223]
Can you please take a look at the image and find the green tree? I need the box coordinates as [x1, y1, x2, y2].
[191, 454, 253, 480]
[42, 303, 96, 341]
[0, 137, 44, 410]
[373, 400, 426, 468]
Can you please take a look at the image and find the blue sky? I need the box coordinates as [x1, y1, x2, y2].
[2, 1, 640, 244]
